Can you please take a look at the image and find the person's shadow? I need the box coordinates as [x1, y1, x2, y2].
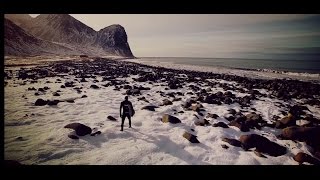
[131, 128, 211, 165]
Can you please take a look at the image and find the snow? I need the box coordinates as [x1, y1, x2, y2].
[4, 59, 320, 165]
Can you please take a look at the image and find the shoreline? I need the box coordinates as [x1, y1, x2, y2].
[124, 58, 320, 83]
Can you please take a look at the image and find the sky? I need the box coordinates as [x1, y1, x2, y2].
[30, 14, 320, 59]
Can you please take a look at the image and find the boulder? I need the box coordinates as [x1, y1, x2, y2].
[90, 84, 100, 89]
[280, 127, 320, 147]
[162, 114, 181, 124]
[222, 137, 242, 147]
[206, 113, 219, 119]
[213, 122, 229, 128]
[47, 100, 59, 106]
[240, 134, 287, 157]
[293, 152, 320, 165]
[35, 98, 48, 106]
[275, 113, 296, 129]
[162, 99, 173, 106]
[141, 105, 159, 111]
[81, 95, 88, 98]
[53, 92, 60, 96]
[64, 123, 92, 136]
[68, 134, 79, 140]
[107, 116, 117, 121]
[183, 132, 200, 143]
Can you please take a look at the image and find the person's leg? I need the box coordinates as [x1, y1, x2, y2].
[128, 115, 131, 128]
[121, 115, 125, 131]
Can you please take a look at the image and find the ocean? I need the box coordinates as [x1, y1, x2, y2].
[140, 57, 320, 74]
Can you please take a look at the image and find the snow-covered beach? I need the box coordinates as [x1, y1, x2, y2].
[4, 57, 320, 165]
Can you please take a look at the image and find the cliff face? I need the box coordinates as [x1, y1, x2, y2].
[5, 14, 135, 58]
[4, 18, 76, 56]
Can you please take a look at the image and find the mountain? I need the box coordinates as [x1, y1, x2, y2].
[5, 14, 135, 57]
[4, 18, 77, 56]
[95, 24, 134, 57]
[4, 14, 32, 27]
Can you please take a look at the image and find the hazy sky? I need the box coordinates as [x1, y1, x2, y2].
[30, 14, 320, 59]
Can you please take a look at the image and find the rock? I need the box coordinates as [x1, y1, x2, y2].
[28, 87, 36, 91]
[228, 109, 237, 115]
[47, 100, 59, 106]
[65, 82, 75, 87]
[141, 105, 159, 111]
[162, 114, 181, 124]
[90, 131, 102, 136]
[191, 103, 203, 111]
[173, 97, 182, 102]
[80, 78, 87, 82]
[162, 99, 173, 106]
[53, 92, 60, 96]
[240, 134, 287, 156]
[221, 144, 229, 149]
[222, 137, 242, 147]
[90, 84, 99, 89]
[293, 152, 320, 165]
[35, 98, 48, 106]
[224, 97, 232, 104]
[34, 92, 40, 96]
[183, 132, 200, 143]
[206, 113, 219, 119]
[107, 116, 117, 121]
[61, 85, 65, 88]
[280, 127, 320, 147]
[126, 89, 141, 96]
[38, 88, 45, 92]
[123, 85, 131, 89]
[178, 111, 184, 114]
[64, 123, 92, 136]
[16, 137, 24, 141]
[275, 113, 296, 129]
[224, 115, 235, 121]
[66, 99, 75, 103]
[81, 95, 87, 98]
[44, 86, 50, 90]
[68, 134, 79, 140]
[246, 113, 262, 122]
[213, 122, 229, 128]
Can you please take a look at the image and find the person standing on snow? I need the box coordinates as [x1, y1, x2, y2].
[119, 96, 135, 131]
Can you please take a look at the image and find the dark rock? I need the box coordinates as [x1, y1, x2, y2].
[48, 100, 59, 106]
[229, 120, 250, 132]
[222, 137, 242, 147]
[61, 85, 66, 88]
[66, 99, 75, 103]
[90, 131, 102, 136]
[275, 113, 296, 129]
[280, 127, 320, 148]
[162, 99, 173, 106]
[228, 109, 237, 115]
[38, 88, 45, 92]
[183, 132, 200, 143]
[141, 105, 159, 111]
[65, 82, 75, 87]
[224, 115, 235, 121]
[34, 92, 40, 96]
[293, 152, 320, 165]
[213, 122, 229, 128]
[107, 116, 117, 121]
[224, 97, 232, 104]
[81, 95, 87, 98]
[126, 89, 141, 96]
[68, 134, 79, 140]
[28, 87, 36, 91]
[44, 86, 50, 90]
[162, 114, 181, 124]
[80, 78, 87, 82]
[246, 113, 262, 122]
[178, 111, 184, 114]
[206, 113, 219, 119]
[240, 134, 287, 156]
[35, 98, 48, 106]
[221, 144, 229, 149]
[53, 92, 60, 96]
[64, 123, 92, 136]
[90, 84, 99, 89]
